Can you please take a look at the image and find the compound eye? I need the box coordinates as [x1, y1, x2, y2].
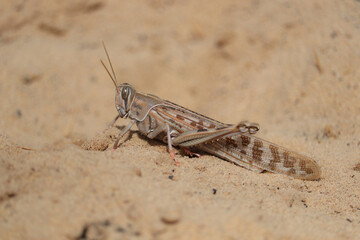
[121, 86, 130, 100]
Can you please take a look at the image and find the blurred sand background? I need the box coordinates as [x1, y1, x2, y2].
[1, 0, 360, 239]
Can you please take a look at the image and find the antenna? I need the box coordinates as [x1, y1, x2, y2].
[100, 59, 117, 89]
[101, 41, 118, 90]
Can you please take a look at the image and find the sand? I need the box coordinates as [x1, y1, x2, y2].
[1, 0, 360, 239]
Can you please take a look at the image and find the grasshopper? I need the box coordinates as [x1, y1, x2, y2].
[100, 44, 321, 180]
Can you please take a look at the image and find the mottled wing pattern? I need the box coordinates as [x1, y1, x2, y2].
[200, 133, 321, 180]
[152, 103, 320, 180]
[154, 103, 227, 132]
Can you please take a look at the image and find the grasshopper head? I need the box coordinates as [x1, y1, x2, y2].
[100, 43, 136, 118]
[115, 83, 136, 118]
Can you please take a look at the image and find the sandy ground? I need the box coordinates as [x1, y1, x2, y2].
[1, 0, 360, 239]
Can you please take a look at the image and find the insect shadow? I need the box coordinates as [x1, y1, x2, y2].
[113, 125, 164, 149]
[135, 131, 208, 159]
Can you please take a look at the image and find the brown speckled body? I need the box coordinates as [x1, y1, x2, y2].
[126, 91, 321, 180]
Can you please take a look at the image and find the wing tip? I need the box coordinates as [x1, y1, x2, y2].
[289, 161, 322, 181]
